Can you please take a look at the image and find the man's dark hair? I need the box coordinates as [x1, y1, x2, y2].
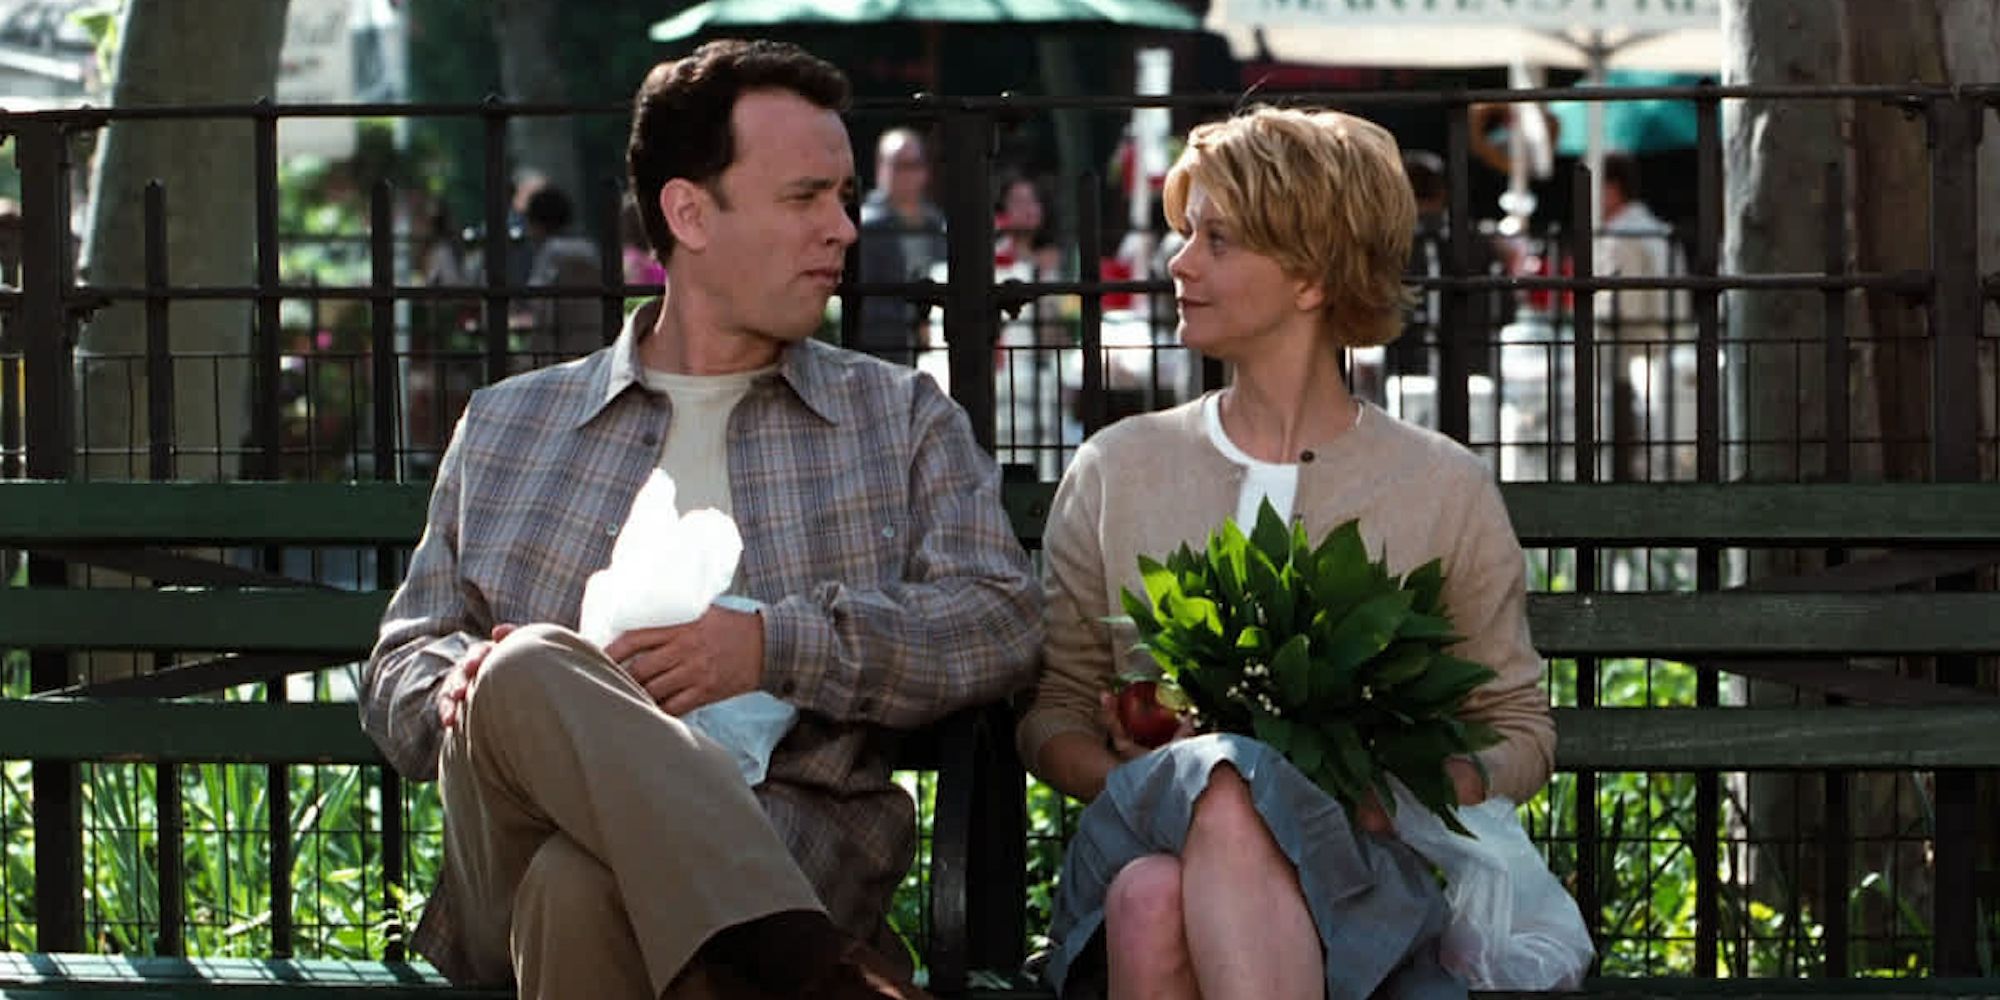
[626, 39, 851, 264]
[1401, 150, 1446, 205]
[1601, 152, 1643, 201]
[523, 185, 574, 234]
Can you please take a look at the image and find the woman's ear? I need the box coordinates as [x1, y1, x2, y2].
[660, 179, 710, 253]
[1292, 274, 1327, 315]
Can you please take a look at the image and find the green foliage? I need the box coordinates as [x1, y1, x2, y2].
[1120, 500, 1499, 834]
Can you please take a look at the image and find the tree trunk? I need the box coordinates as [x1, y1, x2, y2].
[1935, 0, 2000, 482]
[78, 0, 289, 482]
[1723, 0, 1845, 485]
[1727, 0, 2000, 969]
[490, 0, 584, 210]
[1844, 0, 1946, 484]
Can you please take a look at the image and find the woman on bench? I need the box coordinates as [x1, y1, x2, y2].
[1016, 106, 1555, 999]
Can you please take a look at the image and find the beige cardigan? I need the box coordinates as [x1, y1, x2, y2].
[1017, 397, 1556, 803]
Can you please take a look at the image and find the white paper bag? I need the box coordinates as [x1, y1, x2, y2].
[1390, 779, 1596, 991]
[578, 470, 798, 786]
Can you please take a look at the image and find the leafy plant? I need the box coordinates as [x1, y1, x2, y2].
[1119, 500, 1500, 834]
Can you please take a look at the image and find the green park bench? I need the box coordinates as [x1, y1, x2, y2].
[2, 477, 1999, 998]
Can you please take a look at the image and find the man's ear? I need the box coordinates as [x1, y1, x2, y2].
[660, 178, 710, 253]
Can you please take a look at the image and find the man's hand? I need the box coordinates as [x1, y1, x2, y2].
[438, 623, 519, 729]
[603, 606, 764, 716]
[1352, 755, 1489, 835]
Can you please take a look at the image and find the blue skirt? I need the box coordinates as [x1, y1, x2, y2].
[1046, 734, 1467, 1000]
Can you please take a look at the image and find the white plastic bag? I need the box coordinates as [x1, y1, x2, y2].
[1390, 780, 1596, 991]
[578, 470, 798, 786]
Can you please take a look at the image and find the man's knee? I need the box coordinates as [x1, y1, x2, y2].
[1105, 854, 1184, 933]
[467, 623, 597, 709]
[515, 834, 622, 929]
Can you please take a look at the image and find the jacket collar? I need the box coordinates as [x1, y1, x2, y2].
[569, 299, 846, 428]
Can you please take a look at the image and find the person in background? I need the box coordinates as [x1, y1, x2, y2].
[512, 183, 607, 363]
[854, 127, 947, 366]
[1593, 152, 1685, 481]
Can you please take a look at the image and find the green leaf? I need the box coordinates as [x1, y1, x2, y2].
[1208, 520, 1249, 610]
[1307, 520, 1372, 612]
[1322, 591, 1415, 674]
[1403, 558, 1446, 615]
[1326, 720, 1373, 792]
[1368, 641, 1433, 690]
[1173, 595, 1225, 636]
[1250, 498, 1292, 570]
[1138, 555, 1180, 608]
[1395, 612, 1458, 644]
[1234, 626, 1271, 655]
[1118, 588, 1159, 636]
[1271, 633, 1313, 707]
[1289, 724, 1328, 775]
[1252, 712, 1296, 753]
[1378, 726, 1463, 828]
[1244, 544, 1294, 635]
[1395, 654, 1497, 716]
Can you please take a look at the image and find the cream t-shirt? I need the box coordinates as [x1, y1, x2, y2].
[637, 364, 774, 517]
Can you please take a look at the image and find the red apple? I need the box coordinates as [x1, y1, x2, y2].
[1115, 680, 1182, 749]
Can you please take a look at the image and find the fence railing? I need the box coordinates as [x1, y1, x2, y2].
[1, 82, 1997, 974]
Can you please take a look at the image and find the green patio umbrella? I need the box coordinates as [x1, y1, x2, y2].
[1549, 70, 1702, 155]
[651, 0, 1202, 41]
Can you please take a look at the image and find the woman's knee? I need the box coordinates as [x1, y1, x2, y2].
[1105, 853, 1185, 934]
[1187, 764, 1266, 848]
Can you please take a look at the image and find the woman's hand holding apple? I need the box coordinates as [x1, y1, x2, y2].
[1098, 680, 1196, 761]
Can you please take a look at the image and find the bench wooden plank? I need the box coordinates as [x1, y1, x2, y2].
[0, 954, 490, 992]
[1500, 482, 2000, 547]
[11, 588, 2000, 660]
[1528, 592, 2000, 657]
[0, 589, 386, 654]
[6, 481, 2000, 552]
[0, 482, 430, 546]
[5, 954, 1999, 999]
[5, 700, 1998, 772]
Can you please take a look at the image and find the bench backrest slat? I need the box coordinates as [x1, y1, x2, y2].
[7, 481, 2000, 550]
[9, 589, 2000, 661]
[4, 700, 1995, 772]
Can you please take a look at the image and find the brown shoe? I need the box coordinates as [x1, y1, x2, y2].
[801, 937, 933, 1000]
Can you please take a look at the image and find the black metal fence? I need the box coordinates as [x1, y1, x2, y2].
[1, 83, 1997, 975]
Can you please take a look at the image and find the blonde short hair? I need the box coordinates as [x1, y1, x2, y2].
[1162, 106, 1416, 349]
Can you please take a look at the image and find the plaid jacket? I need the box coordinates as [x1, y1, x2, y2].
[360, 304, 1043, 980]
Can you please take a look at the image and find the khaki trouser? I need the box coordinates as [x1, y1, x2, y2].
[438, 623, 824, 998]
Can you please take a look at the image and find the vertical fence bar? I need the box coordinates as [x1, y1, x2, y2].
[1437, 98, 1472, 444]
[482, 101, 511, 385]
[600, 180, 626, 348]
[938, 104, 996, 453]
[19, 116, 82, 954]
[1819, 158, 1852, 977]
[1075, 172, 1106, 439]
[1567, 162, 1601, 960]
[1691, 94, 1722, 977]
[142, 180, 186, 957]
[1925, 93, 1983, 977]
[252, 105, 294, 958]
[368, 181, 407, 960]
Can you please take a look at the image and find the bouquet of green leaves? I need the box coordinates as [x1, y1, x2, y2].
[1118, 500, 1501, 835]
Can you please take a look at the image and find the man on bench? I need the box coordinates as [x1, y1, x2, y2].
[359, 39, 1042, 999]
